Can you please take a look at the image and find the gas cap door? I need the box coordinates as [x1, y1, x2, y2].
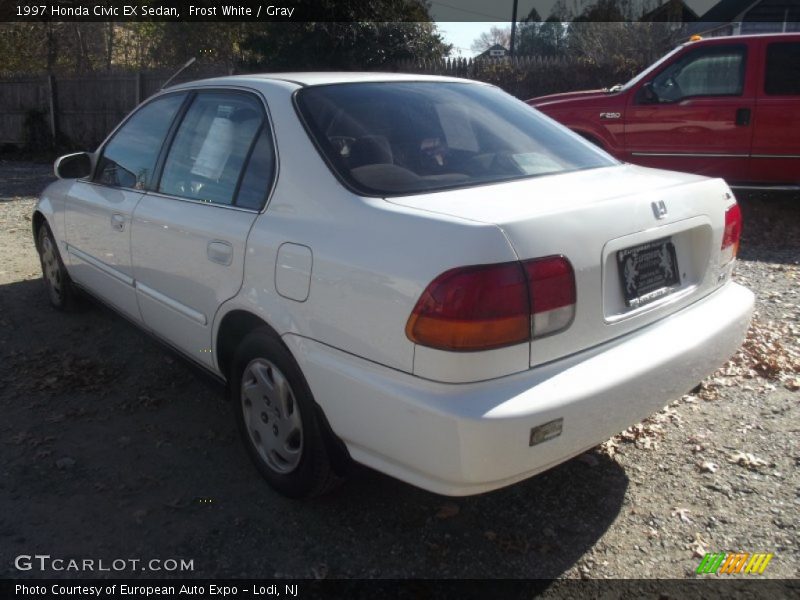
[275, 243, 312, 302]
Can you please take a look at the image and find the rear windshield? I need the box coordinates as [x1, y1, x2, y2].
[295, 82, 617, 196]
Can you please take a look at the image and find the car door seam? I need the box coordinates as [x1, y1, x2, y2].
[65, 243, 135, 287]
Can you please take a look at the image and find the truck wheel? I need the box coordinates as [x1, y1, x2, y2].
[576, 132, 605, 150]
[231, 330, 340, 498]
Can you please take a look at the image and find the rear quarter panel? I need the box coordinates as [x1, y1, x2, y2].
[216, 80, 520, 375]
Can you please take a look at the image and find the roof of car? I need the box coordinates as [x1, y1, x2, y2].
[690, 32, 800, 43]
[171, 71, 481, 90]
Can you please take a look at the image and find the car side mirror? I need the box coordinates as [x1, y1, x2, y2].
[54, 152, 92, 179]
[638, 82, 659, 105]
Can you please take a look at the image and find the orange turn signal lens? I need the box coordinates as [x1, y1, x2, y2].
[406, 256, 576, 351]
[405, 262, 530, 351]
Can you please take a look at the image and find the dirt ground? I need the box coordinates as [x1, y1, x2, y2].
[0, 161, 798, 579]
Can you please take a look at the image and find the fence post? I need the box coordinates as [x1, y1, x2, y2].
[135, 71, 143, 105]
[47, 74, 59, 147]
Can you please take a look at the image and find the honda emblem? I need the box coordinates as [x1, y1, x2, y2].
[652, 200, 668, 220]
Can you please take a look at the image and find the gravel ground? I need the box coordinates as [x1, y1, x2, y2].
[0, 161, 798, 580]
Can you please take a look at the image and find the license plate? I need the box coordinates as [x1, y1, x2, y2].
[617, 237, 680, 308]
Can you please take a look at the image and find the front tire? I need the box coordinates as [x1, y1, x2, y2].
[37, 223, 78, 310]
[231, 330, 340, 498]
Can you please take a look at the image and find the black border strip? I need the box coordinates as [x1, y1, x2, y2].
[1, 0, 779, 23]
[3, 578, 799, 599]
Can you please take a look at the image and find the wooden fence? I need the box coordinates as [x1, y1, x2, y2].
[0, 56, 645, 151]
[0, 67, 230, 150]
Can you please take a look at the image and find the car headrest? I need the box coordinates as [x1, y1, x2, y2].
[348, 135, 393, 169]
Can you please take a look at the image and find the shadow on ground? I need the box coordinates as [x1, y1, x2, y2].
[0, 278, 628, 579]
[0, 161, 54, 201]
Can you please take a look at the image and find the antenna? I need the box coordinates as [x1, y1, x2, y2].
[160, 57, 197, 91]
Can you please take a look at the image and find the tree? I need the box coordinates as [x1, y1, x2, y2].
[0, 0, 449, 74]
[0, 22, 115, 74]
[242, 21, 449, 71]
[573, 0, 629, 21]
[470, 26, 511, 54]
[122, 22, 254, 71]
[238, 0, 450, 71]
[534, 0, 685, 69]
[516, 14, 568, 57]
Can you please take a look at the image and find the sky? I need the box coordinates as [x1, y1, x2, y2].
[434, 0, 722, 57]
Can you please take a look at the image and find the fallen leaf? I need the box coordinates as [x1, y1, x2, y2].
[55, 457, 75, 469]
[671, 507, 692, 524]
[697, 460, 718, 474]
[495, 534, 529, 554]
[9, 431, 30, 445]
[599, 438, 619, 458]
[727, 451, 769, 469]
[435, 502, 460, 519]
[311, 564, 328, 579]
[689, 532, 709, 558]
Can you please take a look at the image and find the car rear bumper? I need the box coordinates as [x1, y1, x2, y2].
[284, 282, 754, 496]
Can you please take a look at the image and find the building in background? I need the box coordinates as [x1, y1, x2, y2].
[641, 0, 699, 23]
[475, 44, 508, 59]
[696, 0, 800, 36]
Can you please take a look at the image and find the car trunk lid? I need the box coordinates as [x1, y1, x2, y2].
[387, 164, 734, 368]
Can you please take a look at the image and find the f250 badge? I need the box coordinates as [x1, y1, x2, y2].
[600, 112, 621, 119]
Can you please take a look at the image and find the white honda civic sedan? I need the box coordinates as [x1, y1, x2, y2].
[33, 73, 753, 498]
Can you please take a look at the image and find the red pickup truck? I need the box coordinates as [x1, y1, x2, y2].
[527, 33, 800, 189]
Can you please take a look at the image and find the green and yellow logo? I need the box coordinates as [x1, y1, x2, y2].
[697, 552, 773, 575]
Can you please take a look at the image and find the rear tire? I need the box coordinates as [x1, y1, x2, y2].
[37, 223, 78, 311]
[230, 330, 341, 498]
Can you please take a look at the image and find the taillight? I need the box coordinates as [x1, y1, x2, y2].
[405, 262, 530, 351]
[525, 256, 576, 338]
[406, 256, 576, 351]
[721, 203, 742, 265]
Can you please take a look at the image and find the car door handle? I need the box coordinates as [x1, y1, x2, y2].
[207, 240, 233, 266]
[735, 108, 751, 127]
[110, 213, 126, 232]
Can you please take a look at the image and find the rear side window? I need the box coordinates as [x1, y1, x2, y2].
[159, 92, 263, 206]
[765, 42, 800, 95]
[235, 127, 277, 210]
[95, 93, 185, 190]
[295, 82, 615, 196]
[650, 46, 746, 102]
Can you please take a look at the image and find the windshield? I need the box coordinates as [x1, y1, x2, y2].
[295, 82, 617, 196]
[620, 44, 686, 91]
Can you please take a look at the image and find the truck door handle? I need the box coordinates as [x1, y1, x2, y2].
[207, 240, 233, 266]
[110, 213, 126, 232]
[735, 108, 751, 126]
